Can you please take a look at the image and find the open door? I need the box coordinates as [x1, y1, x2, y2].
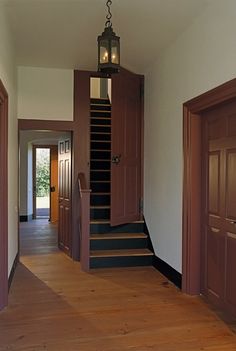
[58, 138, 72, 255]
[50, 146, 58, 223]
[0, 80, 8, 310]
[111, 69, 142, 226]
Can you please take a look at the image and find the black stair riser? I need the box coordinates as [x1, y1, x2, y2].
[91, 125, 111, 133]
[91, 105, 111, 112]
[90, 208, 110, 220]
[91, 151, 111, 159]
[90, 182, 110, 192]
[91, 98, 110, 104]
[91, 111, 111, 118]
[90, 118, 111, 126]
[90, 255, 153, 269]
[91, 160, 111, 170]
[90, 222, 144, 234]
[90, 172, 110, 181]
[91, 194, 110, 206]
[91, 133, 111, 141]
[90, 238, 148, 250]
[91, 142, 111, 150]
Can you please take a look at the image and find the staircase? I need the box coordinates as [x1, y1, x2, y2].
[89, 97, 154, 268]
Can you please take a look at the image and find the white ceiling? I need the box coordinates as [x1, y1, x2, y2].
[4, 0, 209, 73]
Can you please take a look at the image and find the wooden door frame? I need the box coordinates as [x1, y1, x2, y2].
[0, 80, 8, 310]
[74, 68, 144, 215]
[182, 78, 236, 295]
[18, 120, 80, 260]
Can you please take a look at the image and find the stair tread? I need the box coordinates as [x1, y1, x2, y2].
[91, 159, 110, 161]
[90, 248, 153, 258]
[90, 206, 110, 209]
[91, 125, 111, 128]
[91, 169, 110, 172]
[91, 110, 111, 113]
[91, 103, 111, 107]
[91, 140, 111, 143]
[90, 149, 111, 152]
[90, 219, 144, 224]
[91, 192, 110, 195]
[91, 132, 111, 135]
[90, 233, 148, 240]
[90, 117, 111, 120]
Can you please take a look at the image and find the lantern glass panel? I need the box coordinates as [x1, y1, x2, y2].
[99, 39, 109, 64]
[111, 40, 119, 64]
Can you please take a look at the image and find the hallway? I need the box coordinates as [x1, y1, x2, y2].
[0, 221, 236, 350]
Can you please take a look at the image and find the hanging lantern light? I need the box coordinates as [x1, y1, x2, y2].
[97, 0, 120, 74]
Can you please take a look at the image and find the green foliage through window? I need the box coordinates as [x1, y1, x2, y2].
[36, 148, 50, 197]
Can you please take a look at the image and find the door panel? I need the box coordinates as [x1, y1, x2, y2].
[58, 138, 72, 255]
[203, 100, 236, 316]
[225, 234, 236, 314]
[225, 149, 236, 219]
[111, 69, 142, 226]
[208, 152, 220, 214]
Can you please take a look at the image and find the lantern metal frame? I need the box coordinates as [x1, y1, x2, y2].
[97, 0, 120, 74]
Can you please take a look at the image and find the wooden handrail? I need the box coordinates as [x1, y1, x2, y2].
[78, 172, 91, 272]
[78, 172, 87, 191]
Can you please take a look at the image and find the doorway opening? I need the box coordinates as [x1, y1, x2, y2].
[34, 147, 50, 219]
[19, 130, 72, 258]
[182, 78, 236, 319]
[0, 80, 8, 311]
[89, 77, 112, 224]
[33, 146, 59, 222]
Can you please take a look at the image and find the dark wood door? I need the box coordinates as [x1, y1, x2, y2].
[111, 69, 142, 226]
[58, 139, 72, 255]
[0, 80, 8, 310]
[203, 100, 236, 316]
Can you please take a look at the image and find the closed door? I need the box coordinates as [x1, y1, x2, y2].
[58, 139, 72, 255]
[111, 69, 142, 226]
[203, 100, 236, 316]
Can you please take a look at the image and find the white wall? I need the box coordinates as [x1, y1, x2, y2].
[144, 0, 236, 273]
[90, 77, 100, 99]
[0, 5, 18, 276]
[18, 66, 73, 120]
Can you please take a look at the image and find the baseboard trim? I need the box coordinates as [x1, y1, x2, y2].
[20, 214, 33, 222]
[153, 255, 182, 289]
[8, 253, 19, 291]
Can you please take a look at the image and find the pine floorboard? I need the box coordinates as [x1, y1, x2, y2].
[0, 219, 236, 350]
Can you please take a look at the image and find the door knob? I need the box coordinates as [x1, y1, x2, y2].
[230, 221, 236, 225]
[50, 186, 56, 192]
[111, 154, 121, 165]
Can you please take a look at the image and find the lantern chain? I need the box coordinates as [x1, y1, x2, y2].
[105, 0, 112, 28]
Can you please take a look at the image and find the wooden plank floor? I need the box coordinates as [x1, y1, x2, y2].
[0, 220, 236, 350]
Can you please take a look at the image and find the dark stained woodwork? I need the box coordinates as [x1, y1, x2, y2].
[58, 139, 72, 255]
[0, 80, 8, 311]
[208, 152, 220, 214]
[111, 69, 142, 226]
[202, 101, 236, 317]
[73, 70, 90, 186]
[18, 118, 80, 261]
[183, 78, 236, 297]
